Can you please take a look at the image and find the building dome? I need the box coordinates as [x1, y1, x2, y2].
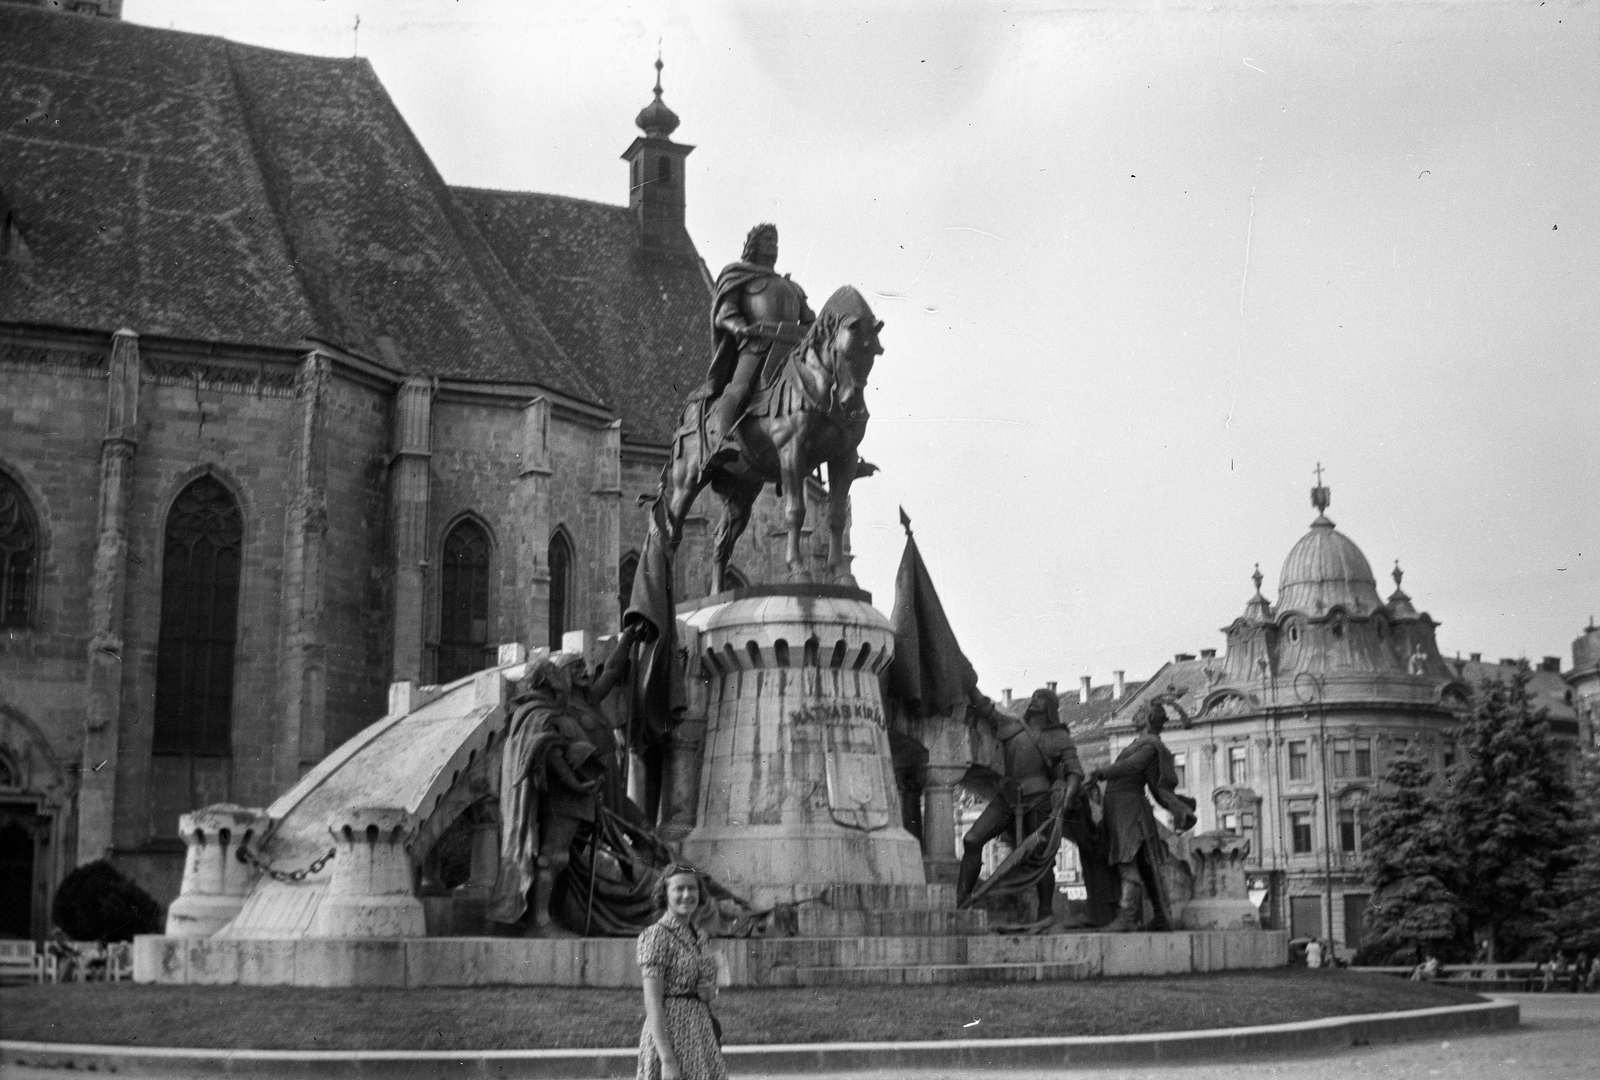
[635, 57, 680, 137]
[1277, 511, 1383, 616]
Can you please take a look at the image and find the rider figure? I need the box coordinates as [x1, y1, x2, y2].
[704, 223, 815, 468]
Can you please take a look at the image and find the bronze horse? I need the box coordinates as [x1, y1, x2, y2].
[660, 285, 884, 592]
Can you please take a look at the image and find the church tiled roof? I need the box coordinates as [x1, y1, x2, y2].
[0, 7, 600, 402]
[454, 188, 711, 446]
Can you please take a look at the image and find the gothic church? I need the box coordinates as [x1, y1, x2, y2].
[0, 3, 836, 935]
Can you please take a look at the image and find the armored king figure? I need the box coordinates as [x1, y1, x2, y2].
[703, 223, 815, 466]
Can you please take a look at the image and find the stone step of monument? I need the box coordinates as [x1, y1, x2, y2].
[768, 933, 1095, 969]
[815, 883, 958, 911]
[784, 959, 1095, 987]
[795, 907, 988, 938]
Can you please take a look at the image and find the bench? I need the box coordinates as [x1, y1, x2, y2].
[0, 940, 45, 984]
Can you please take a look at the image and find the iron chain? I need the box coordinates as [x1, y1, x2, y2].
[236, 843, 336, 883]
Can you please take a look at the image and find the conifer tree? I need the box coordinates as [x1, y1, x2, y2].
[1360, 752, 1462, 964]
[1446, 672, 1575, 961]
[1548, 750, 1600, 955]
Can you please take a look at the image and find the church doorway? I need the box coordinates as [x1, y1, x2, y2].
[0, 802, 40, 939]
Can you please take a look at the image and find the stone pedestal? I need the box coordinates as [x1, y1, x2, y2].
[307, 807, 426, 938]
[1179, 832, 1260, 930]
[166, 804, 273, 938]
[679, 586, 925, 906]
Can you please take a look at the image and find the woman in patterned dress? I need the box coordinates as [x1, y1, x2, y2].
[637, 865, 726, 1080]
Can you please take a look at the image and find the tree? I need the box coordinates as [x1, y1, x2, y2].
[1446, 672, 1575, 962]
[52, 860, 163, 942]
[1359, 752, 1464, 964]
[1548, 750, 1600, 956]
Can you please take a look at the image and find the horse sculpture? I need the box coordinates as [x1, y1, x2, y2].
[660, 285, 884, 592]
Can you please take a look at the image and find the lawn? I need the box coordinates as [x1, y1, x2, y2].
[0, 971, 1484, 1050]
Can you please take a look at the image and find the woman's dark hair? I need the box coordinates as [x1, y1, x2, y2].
[651, 863, 710, 914]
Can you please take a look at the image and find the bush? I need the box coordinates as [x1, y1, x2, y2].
[51, 859, 163, 942]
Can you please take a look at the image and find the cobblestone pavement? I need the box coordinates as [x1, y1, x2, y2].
[3, 993, 1594, 1079]
[755, 995, 1600, 1080]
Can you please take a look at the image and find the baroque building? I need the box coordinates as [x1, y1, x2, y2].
[0, 5, 842, 937]
[1109, 482, 1580, 955]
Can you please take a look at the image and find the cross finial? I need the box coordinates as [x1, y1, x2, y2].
[1310, 462, 1331, 515]
[1392, 560, 1403, 589]
[654, 45, 664, 100]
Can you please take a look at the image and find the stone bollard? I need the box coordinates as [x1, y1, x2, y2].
[307, 807, 426, 938]
[166, 804, 274, 937]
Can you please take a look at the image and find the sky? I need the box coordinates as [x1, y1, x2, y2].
[127, 0, 1600, 697]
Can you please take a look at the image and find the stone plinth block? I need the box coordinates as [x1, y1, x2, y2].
[306, 807, 425, 938]
[680, 590, 925, 897]
[166, 804, 273, 938]
[1179, 832, 1261, 931]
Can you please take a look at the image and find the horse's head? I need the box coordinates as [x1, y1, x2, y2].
[812, 285, 884, 416]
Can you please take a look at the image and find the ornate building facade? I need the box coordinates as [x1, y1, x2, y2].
[1110, 483, 1580, 955]
[0, 5, 841, 937]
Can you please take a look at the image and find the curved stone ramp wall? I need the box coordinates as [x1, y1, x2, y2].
[219, 663, 528, 939]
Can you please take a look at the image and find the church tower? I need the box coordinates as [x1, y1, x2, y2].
[621, 56, 694, 251]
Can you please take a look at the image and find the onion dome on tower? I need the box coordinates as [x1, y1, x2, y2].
[622, 53, 694, 251]
[634, 55, 680, 137]
[1276, 474, 1383, 617]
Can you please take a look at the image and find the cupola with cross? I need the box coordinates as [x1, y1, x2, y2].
[621, 54, 695, 252]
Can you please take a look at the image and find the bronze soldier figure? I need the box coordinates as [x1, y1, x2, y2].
[703, 223, 815, 470]
[489, 626, 637, 935]
[1088, 701, 1197, 931]
[957, 688, 1085, 921]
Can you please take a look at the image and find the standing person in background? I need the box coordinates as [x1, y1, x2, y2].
[1305, 937, 1324, 969]
[637, 865, 724, 1080]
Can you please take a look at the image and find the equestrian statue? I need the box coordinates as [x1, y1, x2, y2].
[659, 223, 884, 591]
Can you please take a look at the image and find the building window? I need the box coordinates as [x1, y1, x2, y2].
[1172, 752, 1187, 790]
[1354, 738, 1373, 777]
[1389, 737, 1407, 763]
[0, 471, 38, 628]
[1332, 739, 1351, 779]
[151, 476, 242, 838]
[1339, 808, 1359, 853]
[548, 529, 574, 648]
[1222, 812, 1240, 835]
[618, 552, 640, 622]
[657, 156, 672, 183]
[1442, 741, 1457, 772]
[438, 519, 491, 683]
[1291, 811, 1314, 854]
[1228, 744, 1248, 785]
[1288, 741, 1308, 781]
[723, 565, 749, 591]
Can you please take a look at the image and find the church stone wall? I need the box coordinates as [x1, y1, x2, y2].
[429, 396, 541, 651]
[319, 375, 393, 753]
[0, 362, 105, 778]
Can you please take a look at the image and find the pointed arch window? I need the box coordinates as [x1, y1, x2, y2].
[150, 476, 241, 837]
[0, 471, 38, 628]
[548, 529, 574, 648]
[723, 565, 749, 591]
[438, 519, 491, 683]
